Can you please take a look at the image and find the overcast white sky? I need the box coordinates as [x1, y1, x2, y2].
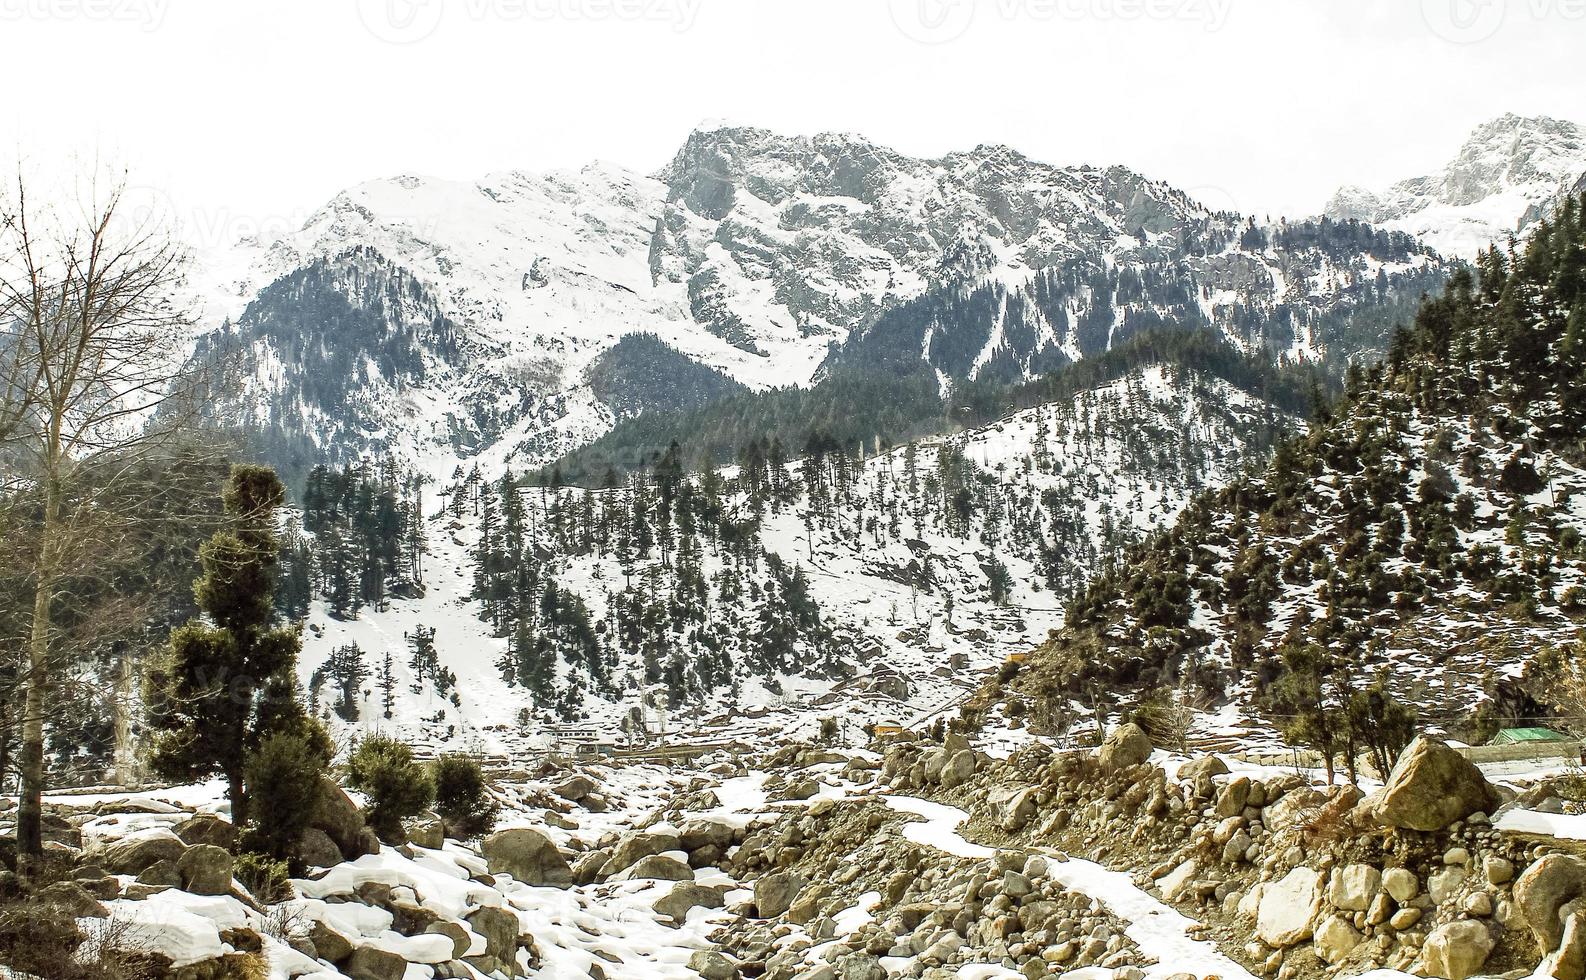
[4, 0, 1582, 237]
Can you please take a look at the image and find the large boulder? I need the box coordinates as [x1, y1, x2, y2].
[1098, 724, 1152, 772]
[1327, 864, 1381, 912]
[310, 776, 369, 859]
[679, 820, 736, 853]
[177, 844, 234, 896]
[465, 905, 520, 964]
[688, 950, 740, 980]
[554, 775, 597, 802]
[1417, 920, 1494, 980]
[406, 811, 445, 849]
[606, 831, 681, 874]
[1263, 785, 1328, 832]
[309, 921, 356, 964]
[754, 871, 805, 918]
[173, 814, 235, 851]
[35, 881, 108, 919]
[1516, 852, 1586, 952]
[1314, 913, 1362, 964]
[343, 945, 407, 980]
[1372, 737, 1499, 832]
[294, 828, 345, 869]
[1257, 867, 1321, 947]
[89, 828, 188, 875]
[989, 787, 1038, 832]
[570, 849, 610, 886]
[627, 854, 694, 881]
[654, 883, 726, 925]
[481, 828, 572, 887]
[940, 749, 976, 789]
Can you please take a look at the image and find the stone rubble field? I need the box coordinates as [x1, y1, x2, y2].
[10, 725, 1586, 980]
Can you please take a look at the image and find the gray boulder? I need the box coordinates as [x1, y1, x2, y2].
[1516, 852, 1586, 952]
[1418, 920, 1494, 980]
[688, 950, 740, 980]
[654, 882, 726, 925]
[1098, 724, 1152, 772]
[90, 828, 188, 875]
[311, 776, 369, 859]
[294, 827, 344, 869]
[173, 814, 235, 850]
[755, 871, 806, 918]
[1373, 736, 1499, 831]
[627, 854, 694, 881]
[606, 831, 681, 874]
[344, 945, 407, 980]
[177, 844, 234, 896]
[481, 828, 572, 887]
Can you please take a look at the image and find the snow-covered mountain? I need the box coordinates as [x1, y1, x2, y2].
[189, 123, 1442, 481]
[1325, 113, 1586, 260]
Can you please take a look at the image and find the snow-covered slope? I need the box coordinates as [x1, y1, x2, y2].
[295, 363, 1296, 753]
[188, 123, 1441, 480]
[1326, 113, 1586, 259]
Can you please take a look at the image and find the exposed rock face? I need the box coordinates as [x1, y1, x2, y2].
[480, 828, 572, 887]
[1097, 724, 1152, 773]
[1326, 113, 1586, 258]
[1372, 737, 1500, 831]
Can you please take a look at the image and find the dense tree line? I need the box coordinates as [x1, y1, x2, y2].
[1011, 194, 1586, 759]
[278, 461, 427, 620]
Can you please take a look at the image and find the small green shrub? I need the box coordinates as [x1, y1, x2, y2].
[429, 754, 500, 840]
[233, 853, 292, 904]
[347, 735, 434, 841]
[242, 727, 330, 860]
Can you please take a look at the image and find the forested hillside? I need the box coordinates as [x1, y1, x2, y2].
[1004, 194, 1586, 747]
[285, 360, 1294, 738]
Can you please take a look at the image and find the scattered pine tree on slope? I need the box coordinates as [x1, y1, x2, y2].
[1007, 194, 1586, 736]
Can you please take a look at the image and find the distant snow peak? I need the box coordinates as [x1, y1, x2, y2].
[192, 121, 1443, 477]
[1325, 113, 1586, 259]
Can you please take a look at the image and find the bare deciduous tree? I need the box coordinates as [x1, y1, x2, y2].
[0, 169, 223, 867]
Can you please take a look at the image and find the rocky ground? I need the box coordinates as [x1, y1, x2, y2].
[7, 727, 1586, 980]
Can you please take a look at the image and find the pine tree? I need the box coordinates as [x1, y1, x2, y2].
[146, 466, 307, 829]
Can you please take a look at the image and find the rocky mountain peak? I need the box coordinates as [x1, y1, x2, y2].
[1325, 113, 1586, 258]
